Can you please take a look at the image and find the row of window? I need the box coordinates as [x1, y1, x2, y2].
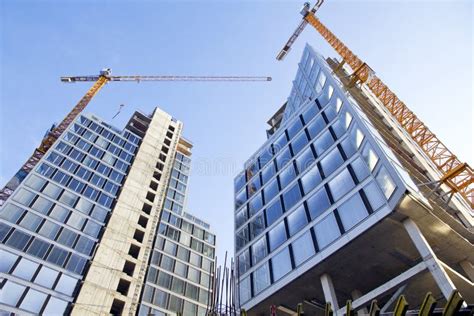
[37, 163, 115, 208]
[149, 250, 211, 290]
[141, 284, 207, 315]
[23, 175, 109, 223]
[238, 178, 388, 274]
[1, 223, 88, 275]
[160, 210, 216, 246]
[11, 187, 104, 237]
[47, 151, 122, 193]
[155, 229, 213, 274]
[78, 115, 140, 150]
[2, 251, 78, 296]
[1, 203, 97, 256]
[0, 279, 69, 314]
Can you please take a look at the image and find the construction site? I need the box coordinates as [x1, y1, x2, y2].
[0, 1, 472, 316]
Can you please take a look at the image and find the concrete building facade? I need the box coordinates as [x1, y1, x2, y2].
[0, 107, 215, 315]
[234, 45, 473, 315]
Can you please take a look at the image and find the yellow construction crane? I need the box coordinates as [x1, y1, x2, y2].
[0, 70, 271, 205]
[277, 1, 473, 209]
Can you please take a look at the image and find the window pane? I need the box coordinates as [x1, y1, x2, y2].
[279, 163, 297, 190]
[295, 146, 315, 174]
[27, 237, 51, 259]
[376, 167, 396, 199]
[292, 231, 316, 266]
[55, 274, 78, 296]
[282, 183, 302, 211]
[328, 168, 355, 202]
[6, 230, 31, 251]
[0, 281, 26, 306]
[291, 132, 309, 156]
[307, 115, 326, 140]
[363, 181, 386, 211]
[12, 258, 39, 281]
[313, 130, 334, 156]
[306, 187, 331, 220]
[248, 193, 263, 217]
[19, 288, 48, 313]
[275, 147, 292, 171]
[42, 297, 68, 315]
[12, 188, 36, 206]
[351, 156, 370, 182]
[0, 204, 24, 223]
[362, 143, 379, 171]
[265, 199, 283, 226]
[0, 251, 18, 273]
[320, 148, 344, 177]
[31, 196, 53, 214]
[300, 165, 322, 195]
[253, 263, 270, 294]
[239, 276, 252, 303]
[271, 247, 292, 281]
[268, 221, 287, 252]
[263, 178, 279, 205]
[287, 118, 303, 139]
[314, 213, 341, 249]
[250, 212, 266, 240]
[286, 205, 308, 236]
[251, 236, 267, 265]
[261, 162, 276, 185]
[35, 266, 59, 288]
[273, 132, 288, 153]
[238, 249, 251, 275]
[337, 193, 368, 231]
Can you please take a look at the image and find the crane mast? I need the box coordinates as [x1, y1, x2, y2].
[277, 2, 473, 209]
[0, 71, 271, 206]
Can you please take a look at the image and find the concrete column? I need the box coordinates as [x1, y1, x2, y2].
[459, 260, 474, 282]
[320, 273, 339, 312]
[403, 218, 456, 299]
[351, 290, 368, 315]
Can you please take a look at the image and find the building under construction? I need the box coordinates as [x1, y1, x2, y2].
[0, 107, 218, 315]
[233, 3, 473, 314]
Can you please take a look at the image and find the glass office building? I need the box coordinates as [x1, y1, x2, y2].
[0, 108, 216, 315]
[234, 45, 473, 314]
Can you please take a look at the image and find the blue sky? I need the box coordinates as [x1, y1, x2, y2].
[1, 0, 472, 264]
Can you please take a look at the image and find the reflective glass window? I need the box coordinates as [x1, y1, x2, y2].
[268, 221, 287, 252]
[287, 118, 304, 139]
[263, 178, 279, 205]
[314, 213, 341, 249]
[265, 198, 283, 226]
[0, 251, 18, 273]
[307, 115, 325, 139]
[271, 247, 292, 281]
[338, 193, 368, 231]
[250, 212, 266, 240]
[306, 187, 331, 220]
[0, 281, 26, 306]
[273, 132, 288, 154]
[376, 167, 396, 199]
[235, 207, 248, 229]
[239, 276, 252, 303]
[282, 183, 302, 211]
[38, 220, 60, 239]
[275, 147, 292, 171]
[248, 192, 263, 217]
[261, 161, 276, 185]
[236, 226, 249, 251]
[363, 181, 386, 211]
[55, 274, 77, 296]
[320, 147, 344, 177]
[251, 236, 267, 265]
[253, 263, 270, 294]
[42, 297, 68, 315]
[12, 258, 39, 281]
[300, 165, 322, 195]
[362, 143, 379, 171]
[238, 249, 251, 275]
[0, 203, 24, 223]
[235, 188, 247, 209]
[49, 204, 70, 222]
[328, 168, 355, 202]
[6, 230, 31, 251]
[35, 266, 59, 288]
[279, 163, 297, 189]
[302, 104, 318, 124]
[295, 146, 315, 174]
[292, 231, 316, 266]
[313, 130, 334, 156]
[248, 176, 261, 198]
[19, 288, 48, 313]
[351, 156, 370, 182]
[287, 204, 308, 236]
[13, 188, 36, 206]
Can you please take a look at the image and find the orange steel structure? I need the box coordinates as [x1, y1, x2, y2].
[277, 2, 473, 209]
[0, 71, 271, 205]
